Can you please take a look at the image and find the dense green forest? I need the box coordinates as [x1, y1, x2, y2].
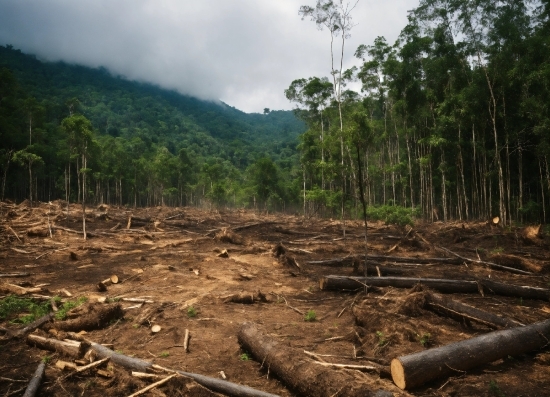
[2, 0, 550, 225]
[288, 0, 550, 225]
[0, 45, 305, 210]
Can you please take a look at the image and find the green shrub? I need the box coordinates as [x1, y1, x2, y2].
[366, 205, 419, 226]
[304, 310, 317, 322]
[0, 295, 51, 324]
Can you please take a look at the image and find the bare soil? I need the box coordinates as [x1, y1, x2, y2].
[1, 200, 550, 397]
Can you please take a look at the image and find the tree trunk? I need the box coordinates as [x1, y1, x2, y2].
[391, 318, 550, 390]
[319, 276, 550, 300]
[22, 362, 45, 397]
[238, 322, 396, 397]
[89, 342, 280, 397]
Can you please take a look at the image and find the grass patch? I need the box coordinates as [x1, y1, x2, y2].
[187, 306, 197, 318]
[240, 353, 251, 361]
[418, 332, 431, 347]
[55, 296, 88, 320]
[0, 295, 51, 324]
[159, 351, 169, 358]
[304, 310, 317, 322]
[376, 331, 388, 347]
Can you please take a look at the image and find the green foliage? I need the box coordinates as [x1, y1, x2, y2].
[376, 331, 387, 347]
[55, 296, 88, 320]
[159, 351, 170, 358]
[42, 355, 52, 364]
[0, 295, 50, 324]
[239, 352, 251, 361]
[489, 380, 505, 396]
[366, 205, 418, 226]
[187, 306, 197, 318]
[304, 310, 317, 322]
[417, 332, 431, 347]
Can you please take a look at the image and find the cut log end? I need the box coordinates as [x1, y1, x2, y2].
[390, 358, 406, 390]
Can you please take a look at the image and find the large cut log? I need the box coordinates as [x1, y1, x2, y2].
[27, 334, 86, 358]
[22, 362, 45, 397]
[321, 276, 478, 293]
[391, 318, 550, 390]
[238, 322, 399, 397]
[320, 276, 550, 300]
[89, 342, 280, 397]
[52, 303, 123, 331]
[424, 293, 522, 329]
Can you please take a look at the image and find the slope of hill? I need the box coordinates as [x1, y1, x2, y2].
[0, 45, 304, 207]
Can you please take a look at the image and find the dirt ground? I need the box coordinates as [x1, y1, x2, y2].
[1, 200, 550, 397]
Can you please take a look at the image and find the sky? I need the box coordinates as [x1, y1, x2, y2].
[0, 0, 419, 114]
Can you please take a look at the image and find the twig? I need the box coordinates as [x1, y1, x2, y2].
[125, 373, 177, 397]
[311, 361, 377, 371]
[75, 357, 110, 373]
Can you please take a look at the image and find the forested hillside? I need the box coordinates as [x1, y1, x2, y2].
[289, 0, 550, 225]
[0, 44, 304, 210]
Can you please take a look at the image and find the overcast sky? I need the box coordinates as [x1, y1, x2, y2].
[0, 0, 418, 113]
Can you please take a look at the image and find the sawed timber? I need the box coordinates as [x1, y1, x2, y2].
[391, 318, 550, 390]
[320, 276, 550, 300]
[238, 322, 399, 397]
[27, 334, 86, 358]
[89, 342, 280, 397]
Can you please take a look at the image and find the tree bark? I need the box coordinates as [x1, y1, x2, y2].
[307, 255, 462, 266]
[238, 322, 397, 397]
[424, 293, 522, 329]
[89, 342, 280, 397]
[22, 362, 45, 397]
[52, 303, 123, 332]
[27, 334, 86, 358]
[391, 318, 550, 390]
[320, 276, 550, 300]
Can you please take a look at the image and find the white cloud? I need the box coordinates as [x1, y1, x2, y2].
[0, 0, 418, 113]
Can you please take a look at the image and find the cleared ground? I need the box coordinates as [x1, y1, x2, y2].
[1, 200, 549, 396]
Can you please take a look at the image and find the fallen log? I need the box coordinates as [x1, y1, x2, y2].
[52, 303, 123, 332]
[320, 276, 550, 300]
[307, 255, 462, 267]
[89, 342, 280, 397]
[238, 322, 399, 397]
[424, 293, 522, 329]
[436, 246, 532, 275]
[27, 334, 86, 358]
[10, 313, 54, 339]
[391, 318, 550, 390]
[22, 362, 45, 397]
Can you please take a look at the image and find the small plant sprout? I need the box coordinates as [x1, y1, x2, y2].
[376, 331, 387, 347]
[187, 306, 197, 318]
[159, 351, 169, 358]
[42, 355, 52, 363]
[304, 310, 316, 322]
[240, 352, 251, 361]
[418, 332, 431, 347]
[489, 380, 504, 396]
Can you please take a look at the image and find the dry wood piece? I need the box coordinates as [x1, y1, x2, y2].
[0, 272, 31, 278]
[487, 253, 541, 273]
[74, 357, 110, 373]
[183, 329, 190, 352]
[7, 225, 22, 242]
[223, 291, 267, 304]
[391, 318, 550, 390]
[437, 246, 532, 275]
[126, 373, 178, 397]
[55, 360, 78, 371]
[320, 276, 550, 300]
[22, 362, 45, 397]
[423, 292, 522, 329]
[521, 224, 544, 244]
[127, 215, 132, 229]
[307, 255, 462, 267]
[89, 342, 280, 397]
[52, 303, 124, 332]
[27, 334, 86, 358]
[0, 283, 43, 295]
[238, 322, 399, 397]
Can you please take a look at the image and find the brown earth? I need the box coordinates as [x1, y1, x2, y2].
[1, 200, 550, 397]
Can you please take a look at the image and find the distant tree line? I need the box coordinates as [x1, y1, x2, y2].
[287, 0, 550, 225]
[0, 45, 305, 212]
